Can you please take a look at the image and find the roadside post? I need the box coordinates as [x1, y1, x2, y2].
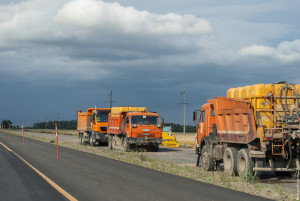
[2, 125, 3, 136]
[9, 124, 10, 138]
[56, 123, 59, 159]
[22, 124, 24, 144]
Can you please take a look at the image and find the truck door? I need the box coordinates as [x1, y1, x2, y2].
[197, 109, 206, 144]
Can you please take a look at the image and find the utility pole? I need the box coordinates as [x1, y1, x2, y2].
[179, 91, 188, 135]
[105, 90, 115, 108]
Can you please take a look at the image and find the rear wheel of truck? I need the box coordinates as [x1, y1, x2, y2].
[223, 147, 238, 175]
[79, 133, 83, 145]
[237, 148, 254, 177]
[108, 135, 112, 150]
[122, 137, 130, 152]
[112, 135, 116, 150]
[201, 145, 214, 171]
[151, 144, 159, 152]
[90, 137, 95, 146]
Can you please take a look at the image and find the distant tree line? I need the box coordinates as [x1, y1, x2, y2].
[165, 123, 196, 133]
[33, 120, 77, 130]
[1, 120, 13, 128]
[2, 119, 195, 132]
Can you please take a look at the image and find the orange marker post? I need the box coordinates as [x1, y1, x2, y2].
[55, 123, 59, 159]
[22, 124, 24, 144]
[9, 124, 10, 138]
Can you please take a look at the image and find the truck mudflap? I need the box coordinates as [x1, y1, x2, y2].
[128, 137, 162, 145]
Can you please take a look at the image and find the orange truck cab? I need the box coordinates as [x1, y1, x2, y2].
[77, 108, 111, 146]
[108, 107, 162, 151]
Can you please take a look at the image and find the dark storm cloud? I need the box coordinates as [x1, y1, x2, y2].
[0, 0, 300, 125]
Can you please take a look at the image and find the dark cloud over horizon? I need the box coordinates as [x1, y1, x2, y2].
[0, 0, 300, 126]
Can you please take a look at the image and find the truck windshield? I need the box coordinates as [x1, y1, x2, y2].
[131, 115, 158, 125]
[96, 111, 109, 122]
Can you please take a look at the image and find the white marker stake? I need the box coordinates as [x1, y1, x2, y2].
[22, 124, 24, 144]
[55, 123, 59, 159]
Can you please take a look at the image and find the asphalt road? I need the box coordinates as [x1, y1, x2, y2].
[0, 132, 272, 201]
[10, 129, 300, 190]
[0, 138, 67, 201]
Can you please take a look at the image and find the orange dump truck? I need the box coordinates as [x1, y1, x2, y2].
[194, 82, 300, 178]
[77, 108, 111, 146]
[107, 107, 162, 151]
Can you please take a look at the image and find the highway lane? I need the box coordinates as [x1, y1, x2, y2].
[0, 136, 67, 201]
[0, 132, 272, 201]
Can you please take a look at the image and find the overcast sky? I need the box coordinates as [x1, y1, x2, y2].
[0, 0, 299, 126]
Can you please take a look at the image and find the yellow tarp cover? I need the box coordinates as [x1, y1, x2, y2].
[111, 107, 147, 117]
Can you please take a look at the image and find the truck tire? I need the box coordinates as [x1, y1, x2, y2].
[79, 133, 83, 145]
[122, 137, 130, 152]
[201, 145, 214, 171]
[112, 135, 116, 150]
[237, 148, 254, 177]
[223, 147, 238, 176]
[152, 144, 159, 152]
[90, 136, 95, 146]
[108, 135, 112, 150]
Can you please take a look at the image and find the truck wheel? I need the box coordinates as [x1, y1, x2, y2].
[112, 135, 116, 150]
[201, 145, 214, 171]
[90, 137, 95, 146]
[108, 135, 112, 150]
[79, 133, 83, 145]
[122, 137, 130, 152]
[223, 147, 238, 175]
[152, 144, 159, 152]
[237, 148, 254, 177]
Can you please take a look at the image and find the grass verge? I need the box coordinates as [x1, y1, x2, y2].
[24, 129, 196, 147]
[24, 129, 78, 136]
[5, 130, 297, 201]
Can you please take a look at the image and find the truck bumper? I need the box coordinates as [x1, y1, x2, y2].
[128, 137, 162, 145]
[92, 132, 108, 142]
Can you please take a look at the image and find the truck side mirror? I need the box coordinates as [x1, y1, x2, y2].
[193, 111, 197, 122]
[161, 117, 164, 126]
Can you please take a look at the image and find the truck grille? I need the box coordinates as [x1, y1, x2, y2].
[100, 126, 107, 131]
